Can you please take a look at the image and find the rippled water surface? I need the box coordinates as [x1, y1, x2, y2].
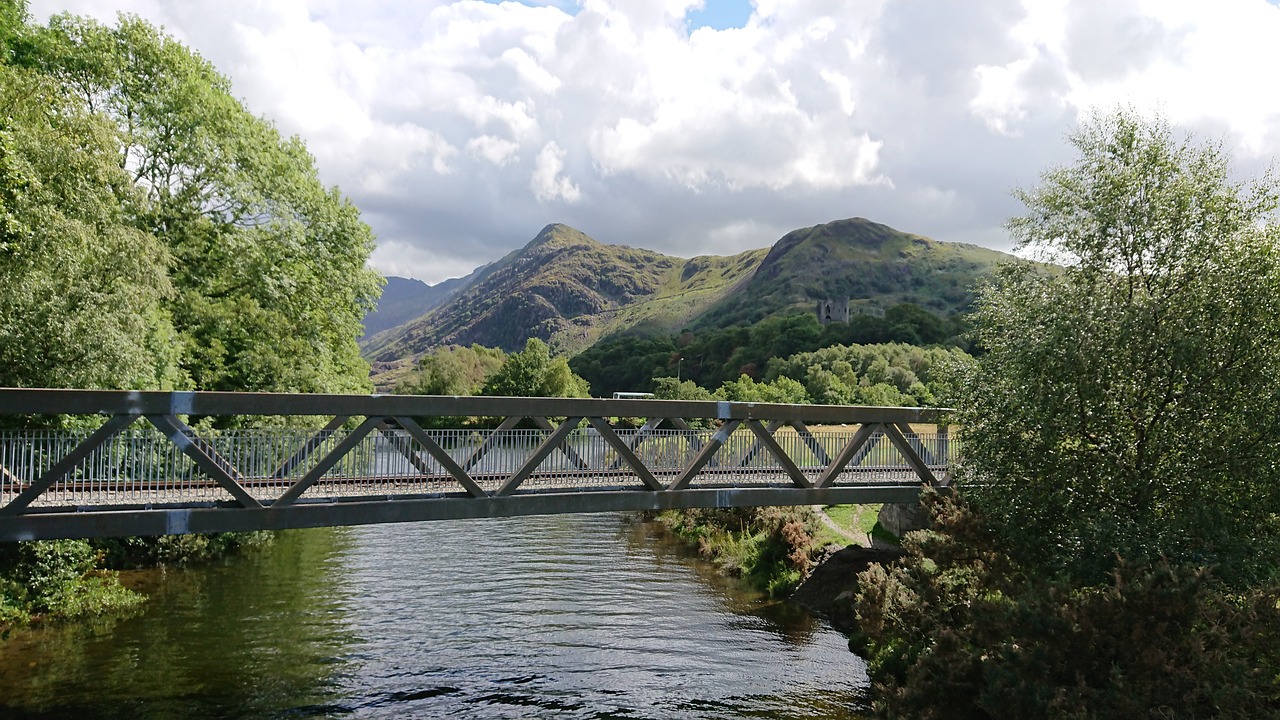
[0, 515, 870, 718]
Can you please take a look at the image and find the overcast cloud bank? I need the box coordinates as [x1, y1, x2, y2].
[31, 0, 1280, 283]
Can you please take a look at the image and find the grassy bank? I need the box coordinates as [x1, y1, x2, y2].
[0, 532, 274, 635]
[653, 504, 883, 597]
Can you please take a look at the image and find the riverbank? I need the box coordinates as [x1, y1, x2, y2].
[0, 531, 274, 635]
[789, 545, 906, 634]
[649, 504, 897, 599]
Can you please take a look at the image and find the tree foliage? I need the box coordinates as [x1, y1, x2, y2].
[652, 376, 715, 402]
[716, 374, 811, 404]
[395, 344, 506, 396]
[480, 338, 589, 398]
[767, 342, 968, 407]
[851, 493, 1280, 719]
[571, 303, 966, 398]
[0, 5, 380, 627]
[0, 62, 179, 391]
[6, 11, 381, 394]
[957, 110, 1280, 587]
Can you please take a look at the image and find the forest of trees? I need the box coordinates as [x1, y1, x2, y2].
[568, 302, 967, 398]
[397, 336, 964, 411]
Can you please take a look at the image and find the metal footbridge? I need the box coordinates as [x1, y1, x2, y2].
[0, 390, 953, 541]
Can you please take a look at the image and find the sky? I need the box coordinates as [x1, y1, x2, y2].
[28, 0, 1280, 284]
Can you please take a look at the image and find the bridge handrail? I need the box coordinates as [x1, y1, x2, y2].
[0, 388, 953, 424]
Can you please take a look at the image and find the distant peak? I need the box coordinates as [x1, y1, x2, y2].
[523, 223, 600, 251]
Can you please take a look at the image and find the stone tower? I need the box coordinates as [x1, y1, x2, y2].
[816, 298, 849, 324]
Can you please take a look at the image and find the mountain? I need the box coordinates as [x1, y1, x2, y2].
[362, 223, 765, 364]
[362, 218, 1017, 386]
[693, 217, 1013, 328]
[361, 275, 464, 340]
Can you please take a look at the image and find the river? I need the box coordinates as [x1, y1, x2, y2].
[0, 514, 871, 719]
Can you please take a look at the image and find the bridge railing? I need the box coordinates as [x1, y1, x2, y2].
[0, 389, 955, 540]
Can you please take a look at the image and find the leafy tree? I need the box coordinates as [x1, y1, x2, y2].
[652, 376, 714, 401]
[568, 335, 678, 397]
[0, 0, 26, 62]
[0, 6, 382, 629]
[18, 13, 382, 394]
[0, 62, 180, 392]
[481, 338, 589, 398]
[715, 374, 811, 404]
[766, 342, 969, 407]
[957, 110, 1280, 587]
[883, 303, 950, 345]
[851, 493, 1280, 719]
[396, 344, 505, 396]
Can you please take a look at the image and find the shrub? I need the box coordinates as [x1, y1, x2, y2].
[851, 492, 1280, 719]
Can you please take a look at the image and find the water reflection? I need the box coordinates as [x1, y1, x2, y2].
[0, 514, 870, 719]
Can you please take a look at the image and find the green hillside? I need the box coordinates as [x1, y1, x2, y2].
[363, 224, 764, 367]
[694, 217, 1011, 328]
[363, 218, 1017, 389]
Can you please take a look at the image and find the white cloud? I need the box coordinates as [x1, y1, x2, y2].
[531, 141, 581, 202]
[27, 0, 1280, 283]
[970, 59, 1035, 135]
[467, 135, 521, 166]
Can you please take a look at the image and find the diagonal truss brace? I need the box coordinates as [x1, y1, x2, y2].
[816, 422, 881, 488]
[377, 419, 436, 476]
[462, 416, 522, 472]
[607, 417, 663, 470]
[891, 421, 945, 468]
[0, 414, 139, 516]
[882, 423, 939, 486]
[394, 416, 487, 498]
[587, 417, 663, 491]
[743, 419, 812, 488]
[273, 416, 383, 507]
[0, 464, 21, 490]
[272, 415, 350, 479]
[668, 420, 741, 490]
[791, 421, 831, 466]
[531, 417, 590, 470]
[730, 419, 785, 467]
[494, 417, 583, 496]
[147, 414, 264, 509]
[668, 417, 717, 468]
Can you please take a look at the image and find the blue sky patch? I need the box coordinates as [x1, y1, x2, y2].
[686, 0, 754, 31]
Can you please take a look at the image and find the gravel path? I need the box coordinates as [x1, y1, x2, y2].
[813, 505, 867, 545]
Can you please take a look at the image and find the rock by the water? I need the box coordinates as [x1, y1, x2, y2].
[789, 545, 906, 633]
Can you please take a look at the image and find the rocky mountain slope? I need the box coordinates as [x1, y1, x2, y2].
[360, 276, 463, 340]
[693, 217, 1014, 328]
[362, 223, 764, 363]
[361, 218, 1017, 383]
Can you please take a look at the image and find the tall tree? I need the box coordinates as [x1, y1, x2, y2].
[19, 13, 382, 393]
[957, 110, 1280, 587]
[0, 62, 179, 391]
[396, 344, 506, 396]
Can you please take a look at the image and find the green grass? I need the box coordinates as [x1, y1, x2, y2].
[812, 504, 883, 547]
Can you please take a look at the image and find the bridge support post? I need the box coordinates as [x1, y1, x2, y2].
[875, 501, 929, 541]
